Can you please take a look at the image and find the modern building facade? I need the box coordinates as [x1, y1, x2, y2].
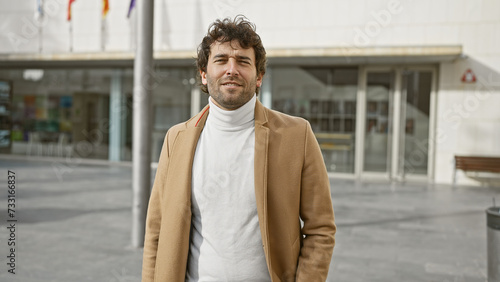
[1, 0, 499, 186]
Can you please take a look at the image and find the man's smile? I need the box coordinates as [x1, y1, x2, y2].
[221, 80, 242, 86]
[220, 80, 243, 90]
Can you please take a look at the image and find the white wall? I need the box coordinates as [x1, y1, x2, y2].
[2, 0, 500, 71]
[435, 58, 500, 185]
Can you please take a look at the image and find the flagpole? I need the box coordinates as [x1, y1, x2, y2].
[101, 18, 105, 51]
[127, 0, 136, 51]
[101, 0, 109, 51]
[39, 20, 43, 53]
[68, 0, 72, 52]
[37, 0, 43, 53]
[69, 20, 73, 52]
[39, 24, 43, 53]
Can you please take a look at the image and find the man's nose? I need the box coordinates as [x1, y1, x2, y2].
[225, 59, 239, 76]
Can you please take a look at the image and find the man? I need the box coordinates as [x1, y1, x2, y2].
[142, 16, 336, 282]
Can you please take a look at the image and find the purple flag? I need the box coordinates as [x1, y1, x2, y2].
[127, 0, 135, 18]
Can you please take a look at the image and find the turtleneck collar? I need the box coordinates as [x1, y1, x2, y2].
[207, 94, 256, 131]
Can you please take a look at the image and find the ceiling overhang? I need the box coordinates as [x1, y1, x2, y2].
[0, 45, 463, 68]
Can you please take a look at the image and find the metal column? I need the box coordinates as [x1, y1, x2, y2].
[132, 0, 154, 248]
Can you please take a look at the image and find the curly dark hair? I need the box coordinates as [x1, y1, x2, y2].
[196, 15, 267, 94]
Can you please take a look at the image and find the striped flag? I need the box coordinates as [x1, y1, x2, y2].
[127, 0, 136, 18]
[67, 0, 76, 21]
[102, 0, 109, 19]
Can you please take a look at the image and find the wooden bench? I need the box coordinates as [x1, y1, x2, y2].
[453, 156, 500, 185]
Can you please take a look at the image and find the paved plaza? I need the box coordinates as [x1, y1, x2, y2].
[0, 156, 498, 281]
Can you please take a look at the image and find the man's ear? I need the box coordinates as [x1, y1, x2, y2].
[200, 70, 207, 85]
[256, 73, 264, 87]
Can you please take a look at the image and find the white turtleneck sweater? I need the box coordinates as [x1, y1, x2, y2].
[186, 95, 270, 282]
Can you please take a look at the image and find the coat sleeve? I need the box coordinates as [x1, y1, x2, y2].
[296, 121, 336, 281]
[141, 130, 172, 282]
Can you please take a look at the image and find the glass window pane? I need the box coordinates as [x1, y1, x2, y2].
[272, 67, 358, 173]
[364, 72, 393, 173]
[2, 67, 194, 162]
[402, 71, 431, 175]
[151, 68, 193, 162]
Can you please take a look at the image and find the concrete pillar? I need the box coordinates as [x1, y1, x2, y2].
[392, 68, 402, 180]
[191, 86, 201, 116]
[109, 69, 125, 162]
[131, 0, 154, 248]
[261, 67, 272, 108]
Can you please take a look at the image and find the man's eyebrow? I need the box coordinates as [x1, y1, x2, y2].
[236, 55, 252, 62]
[213, 54, 228, 60]
[212, 54, 252, 61]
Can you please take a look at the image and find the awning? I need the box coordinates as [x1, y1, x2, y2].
[266, 45, 463, 65]
[0, 45, 462, 68]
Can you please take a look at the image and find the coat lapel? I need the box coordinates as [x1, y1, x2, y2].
[168, 127, 203, 203]
[157, 107, 209, 281]
[167, 105, 210, 205]
[254, 100, 272, 272]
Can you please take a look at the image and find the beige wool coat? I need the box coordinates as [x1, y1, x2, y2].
[141, 99, 336, 282]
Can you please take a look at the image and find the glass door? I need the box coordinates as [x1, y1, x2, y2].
[397, 70, 433, 179]
[358, 67, 435, 181]
[362, 71, 394, 175]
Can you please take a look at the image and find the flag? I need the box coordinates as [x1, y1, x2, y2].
[127, 0, 136, 18]
[102, 0, 109, 19]
[67, 0, 76, 21]
[35, 0, 43, 20]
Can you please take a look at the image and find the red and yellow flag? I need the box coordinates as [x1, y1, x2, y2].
[67, 0, 76, 21]
[102, 0, 109, 18]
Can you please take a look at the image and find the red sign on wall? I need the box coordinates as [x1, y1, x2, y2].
[461, 69, 476, 83]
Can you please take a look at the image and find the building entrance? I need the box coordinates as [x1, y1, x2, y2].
[357, 67, 436, 181]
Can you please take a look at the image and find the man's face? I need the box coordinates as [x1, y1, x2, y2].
[200, 40, 263, 111]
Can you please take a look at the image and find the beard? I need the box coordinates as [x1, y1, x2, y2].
[206, 74, 257, 110]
